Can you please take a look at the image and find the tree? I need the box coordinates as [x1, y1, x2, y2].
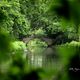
[50, 0, 80, 41]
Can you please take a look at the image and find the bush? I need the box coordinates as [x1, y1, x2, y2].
[27, 39, 48, 54]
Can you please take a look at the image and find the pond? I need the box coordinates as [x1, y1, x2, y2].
[26, 46, 61, 70]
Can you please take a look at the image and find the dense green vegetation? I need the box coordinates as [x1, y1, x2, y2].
[0, 0, 80, 80]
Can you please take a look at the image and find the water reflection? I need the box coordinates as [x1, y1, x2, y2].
[27, 46, 59, 69]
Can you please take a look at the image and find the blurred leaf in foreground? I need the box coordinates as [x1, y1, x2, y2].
[0, 29, 12, 61]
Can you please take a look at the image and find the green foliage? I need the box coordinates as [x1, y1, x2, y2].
[11, 41, 26, 51]
[0, 0, 80, 80]
[49, 0, 80, 38]
[34, 28, 45, 36]
[57, 41, 80, 66]
[0, 0, 30, 38]
[32, 28, 46, 37]
[11, 41, 27, 60]
[0, 29, 12, 62]
[27, 39, 48, 54]
[56, 41, 80, 80]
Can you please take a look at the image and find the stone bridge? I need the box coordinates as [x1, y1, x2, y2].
[22, 34, 67, 47]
